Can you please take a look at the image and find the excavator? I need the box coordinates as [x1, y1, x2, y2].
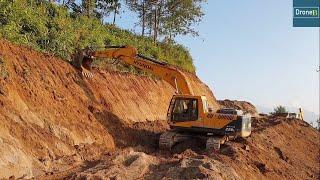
[73, 46, 252, 151]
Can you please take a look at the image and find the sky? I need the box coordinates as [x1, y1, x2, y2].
[106, 0, 319, 114]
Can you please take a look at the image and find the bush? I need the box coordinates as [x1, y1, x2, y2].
[0, 0, 195, 72]
[271, 105, 288, 115]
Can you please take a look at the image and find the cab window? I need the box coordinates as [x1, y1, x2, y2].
[172, 98, 198, 122]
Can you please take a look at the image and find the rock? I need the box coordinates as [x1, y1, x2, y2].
[244, 145, 250, 151]
[0, 85, 8, 96]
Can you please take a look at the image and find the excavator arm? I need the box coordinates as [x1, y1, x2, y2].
[74, 46, 193, 95]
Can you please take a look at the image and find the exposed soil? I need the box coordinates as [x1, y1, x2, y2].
[0, 39, 319, 179]
[218, 99, 258, 116]
[0, 39, 217, 178]
[40, 117, 320, 180]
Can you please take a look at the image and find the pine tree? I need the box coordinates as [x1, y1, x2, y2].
[82, 0, 96, 17]
[96, 0, 121, 24]
[127, 0, 206, 41]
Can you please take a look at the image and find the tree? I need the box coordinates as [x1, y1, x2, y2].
[162, 0, 206, 39]
[96, 0, 121, 24]
[82, 0, 96, 17]
[272, 105, 288, 114]
[127, 0, 206, 41]
[126, 0, 150, 36]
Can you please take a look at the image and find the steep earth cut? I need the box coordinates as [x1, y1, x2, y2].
[0, 39, 218, 178]
[0, 39, 319, 179]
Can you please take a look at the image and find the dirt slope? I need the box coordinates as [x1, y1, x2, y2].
[0, 39, 218, 178]
[0, 39, 319, 179]
[218, 99, 258, 116]
[41, 117, 319, 180]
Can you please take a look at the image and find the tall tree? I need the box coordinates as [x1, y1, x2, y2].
[128, 0, 206, 41]
[126, 0, 151, 36]
[96, 0, 121, 24]
[82, 0, 96, 17]
[161, 0, 206, 40]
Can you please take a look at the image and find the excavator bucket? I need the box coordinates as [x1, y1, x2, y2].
[72, 49, 94, 78]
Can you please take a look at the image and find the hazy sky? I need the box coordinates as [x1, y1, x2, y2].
[107, 1, 319, 113]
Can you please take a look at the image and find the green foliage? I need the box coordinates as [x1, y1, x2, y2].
[162, 0, 206, 38]
[96, 0, 120, 24]
[81, 0, 97, 17]
[272, 105, 288, 115]
[0, 0, 195, 72]
[126, 0, 206, 40]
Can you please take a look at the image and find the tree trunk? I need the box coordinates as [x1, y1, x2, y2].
[86, 0, 90, 17]
[149, 9, 152, 37]
[113, 8, 116, 25]
[153, 7, 157, 42]
[157, 2, 162, 40]
[142, 0, 145, 36]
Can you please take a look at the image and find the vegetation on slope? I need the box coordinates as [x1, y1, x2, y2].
[0, 0, 195, 72]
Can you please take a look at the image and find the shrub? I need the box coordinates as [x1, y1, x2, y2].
[271, 105, 288, 115]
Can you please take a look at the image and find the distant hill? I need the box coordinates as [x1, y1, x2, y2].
[256, 105, 319, 128]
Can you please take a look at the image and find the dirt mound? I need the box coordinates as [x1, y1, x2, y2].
[51, 117, 319, 180]
[218, 99, 258, 116]
[146, 151, 240, 179]
[218, 117, 319, 179]
[73, 148, 158, 179]
[0, 39, 218, 178]
[48, 148, 240, 180]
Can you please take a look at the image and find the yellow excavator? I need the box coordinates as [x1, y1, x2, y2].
[73, 46, 252, 151]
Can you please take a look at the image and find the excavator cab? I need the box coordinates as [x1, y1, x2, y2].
[171, 98, 198, 122]
[167, 95, 207, 125]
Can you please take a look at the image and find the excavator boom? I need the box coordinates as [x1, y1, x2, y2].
[74, 46, 193, 95]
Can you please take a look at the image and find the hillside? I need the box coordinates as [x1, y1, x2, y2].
[0, 39, 218, 178]
[0, 37, 319, 180]
[0, 0, 195, 72]
[257, 105, 319, 128]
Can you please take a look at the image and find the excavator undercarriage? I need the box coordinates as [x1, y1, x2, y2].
[159, 130, 232, 151]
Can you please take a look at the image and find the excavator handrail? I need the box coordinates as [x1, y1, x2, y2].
[137, 54, 168, 66]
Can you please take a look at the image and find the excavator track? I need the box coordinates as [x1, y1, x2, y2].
[206, 137, 222, 151]
[159, 131, 177, 150]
